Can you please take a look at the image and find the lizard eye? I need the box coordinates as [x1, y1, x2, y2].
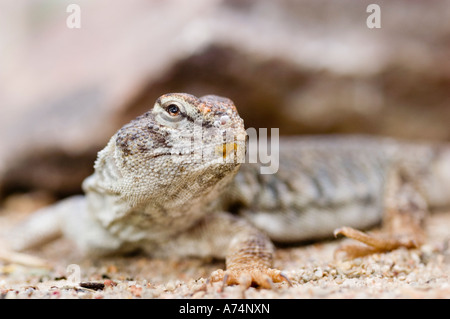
[157, 100, 185, 124]
[167, 104, 180, 116]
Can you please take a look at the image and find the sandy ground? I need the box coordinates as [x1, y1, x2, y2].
[1, 194, 449, 299]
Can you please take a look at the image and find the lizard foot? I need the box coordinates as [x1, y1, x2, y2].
[334, 226, 421, 259]
[209, 266, 291, 290]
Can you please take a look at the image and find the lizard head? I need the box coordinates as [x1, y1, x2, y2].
[150, 93, 246, 165]
[110, 93, 247, 205]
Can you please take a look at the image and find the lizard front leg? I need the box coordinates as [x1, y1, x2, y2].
[210, 226, 289, 289]
[152, 212, 290, 289]
[334, 164, 428, 258]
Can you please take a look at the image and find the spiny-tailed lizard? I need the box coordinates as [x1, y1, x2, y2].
[6, 93, 450, 288]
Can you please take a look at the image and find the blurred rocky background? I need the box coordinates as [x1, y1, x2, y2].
[0, 0, 449, 199]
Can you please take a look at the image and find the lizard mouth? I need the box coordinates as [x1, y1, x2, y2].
[150, 142, 244, 164]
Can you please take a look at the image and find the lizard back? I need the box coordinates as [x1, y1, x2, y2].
[225, 135, 399, 242]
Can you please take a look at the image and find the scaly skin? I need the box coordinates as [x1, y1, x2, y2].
[10, 93, 450, 288]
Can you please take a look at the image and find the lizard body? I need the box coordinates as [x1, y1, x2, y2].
[9, 93, 450, 288]
[228, 136, 450, 243]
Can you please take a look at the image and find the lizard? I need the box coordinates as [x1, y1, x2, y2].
[6, 93, 450, 289]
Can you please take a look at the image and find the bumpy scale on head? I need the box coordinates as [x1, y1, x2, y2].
[111, 93, 246, 208]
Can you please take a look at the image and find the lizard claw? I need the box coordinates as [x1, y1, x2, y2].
[209, 267, 291, 290]
[334, 226, 421, 259]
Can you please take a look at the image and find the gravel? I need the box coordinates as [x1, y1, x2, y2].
[1, 196, 449, 299]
